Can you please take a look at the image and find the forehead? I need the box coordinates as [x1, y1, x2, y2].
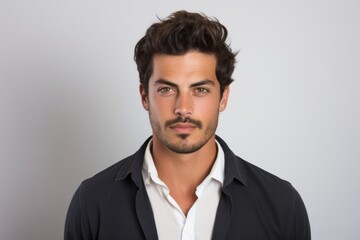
[150, 52, 217, 83]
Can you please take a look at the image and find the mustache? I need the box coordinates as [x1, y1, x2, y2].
[165, 117, 202, 129]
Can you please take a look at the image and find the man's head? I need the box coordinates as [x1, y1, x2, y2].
[134, 10, 237, 97]
[135, 11, 237, 154]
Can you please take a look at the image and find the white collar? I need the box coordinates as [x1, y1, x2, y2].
[142, 139, 225, 187]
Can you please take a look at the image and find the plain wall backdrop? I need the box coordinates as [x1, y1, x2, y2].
[1, 0, 359, 239]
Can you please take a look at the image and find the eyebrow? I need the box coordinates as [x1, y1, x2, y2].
[155, 79, 178, 88]
[154, 79, 215, 88]
[190, 80, 215, 88]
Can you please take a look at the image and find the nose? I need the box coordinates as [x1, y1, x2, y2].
[174, 92, 192, 117]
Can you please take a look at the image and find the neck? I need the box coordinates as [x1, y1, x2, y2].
[150, 135, 218, 215]
[151, 135, 218, 188]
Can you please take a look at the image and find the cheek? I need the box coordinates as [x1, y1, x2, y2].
[196, 99, 220, 115]
[149, 110, 161, 131]
[149, 98, 174, 118]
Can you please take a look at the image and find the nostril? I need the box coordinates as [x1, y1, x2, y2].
[174, 96, 192, 117]
[174, 108, 190, 116]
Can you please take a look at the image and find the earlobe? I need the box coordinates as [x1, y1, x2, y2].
[139, 84, 149, 111]
[219, 86, 230, 112]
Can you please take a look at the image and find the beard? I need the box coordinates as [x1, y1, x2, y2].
[149, 111, 219, 154]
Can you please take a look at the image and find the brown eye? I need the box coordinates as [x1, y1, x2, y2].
[157, 87, 175, 95]
[158, 87, 171, 93]
[195, 87, 209, 94]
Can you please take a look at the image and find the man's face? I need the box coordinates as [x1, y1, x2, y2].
[140, 51, 229, 154]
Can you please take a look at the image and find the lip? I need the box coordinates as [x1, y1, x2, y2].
[169, 123, 196, 134]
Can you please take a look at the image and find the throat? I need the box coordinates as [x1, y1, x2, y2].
[169, 185, 197, 216]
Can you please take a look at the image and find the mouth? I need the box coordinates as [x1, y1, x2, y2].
[165, 117, 202, 128]
[169, 123, 197, 134]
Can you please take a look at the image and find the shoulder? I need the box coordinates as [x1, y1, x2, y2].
[216, 135, 293, 195]
[75, 137, 150, 203]
[225, 157, 311, 238]
[217, 136, 295, 196]
[230, 155, 301, 209]
[80, 137, 152, 191]
[65, 141, 151, 239]
[241, 159, 311, 238]
[241, 158, 294, 192]
[212, 136, 310, 237]
[77, 153, 139, 201]
[83, 154, 134, 185]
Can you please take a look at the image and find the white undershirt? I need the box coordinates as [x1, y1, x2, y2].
[142, 140, 225, 240]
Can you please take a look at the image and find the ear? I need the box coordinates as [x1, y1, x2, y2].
[219, 86, 230, 112]
[140, 84, 149, 111]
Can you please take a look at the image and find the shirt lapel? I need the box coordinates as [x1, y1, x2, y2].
[212, 189, 233, 240]
[136, 187, 159, 240]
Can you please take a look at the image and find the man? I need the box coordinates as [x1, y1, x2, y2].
[65, 10, 311, 240]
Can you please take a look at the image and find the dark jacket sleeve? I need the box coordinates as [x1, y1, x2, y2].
[64, 185, 91, 240]
[286, 188, 311, 240]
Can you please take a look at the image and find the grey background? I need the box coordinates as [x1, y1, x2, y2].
[1, 0, 359, 239]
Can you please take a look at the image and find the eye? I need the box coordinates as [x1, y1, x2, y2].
[195, 87, 210, 94]
[157, 87, 174, 94]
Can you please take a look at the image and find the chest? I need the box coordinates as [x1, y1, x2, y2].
[146, 179, 222, 240]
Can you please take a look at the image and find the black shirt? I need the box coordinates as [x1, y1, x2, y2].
[65, 136, 311, 240]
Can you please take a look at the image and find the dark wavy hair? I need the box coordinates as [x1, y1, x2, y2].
[134, 10, 237, 96]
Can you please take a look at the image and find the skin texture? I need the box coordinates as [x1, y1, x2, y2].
[140, 51, 229, 215]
